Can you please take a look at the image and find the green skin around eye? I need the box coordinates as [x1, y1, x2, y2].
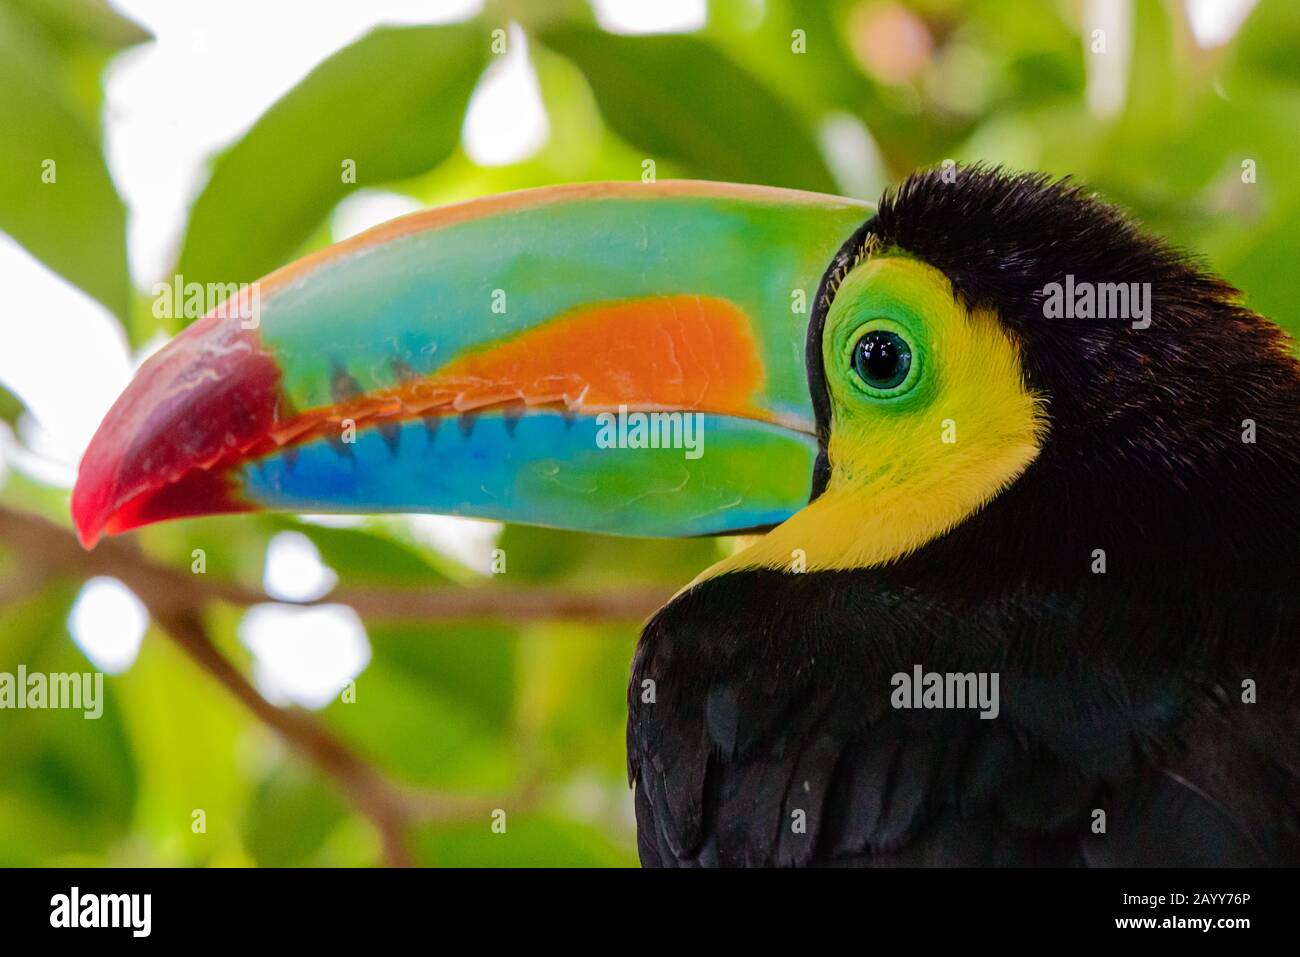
[824, 259, 939, 410]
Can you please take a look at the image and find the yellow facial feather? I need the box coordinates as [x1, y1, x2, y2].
[690, 256, 1046, 585]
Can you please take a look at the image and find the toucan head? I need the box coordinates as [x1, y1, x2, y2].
[73, 168, 1300, 590]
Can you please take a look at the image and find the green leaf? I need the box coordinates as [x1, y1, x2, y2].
[0, 6, 130, 318]
[275, 518, 454, 588]
[1227, 0, 1300, 88]
[0, 0, 150, 130]
[0, 383, 25, 428]
[177, 22, 488, 289]
[515, 622, 635, 776]
[243, 760, 348, 866]
[323, 621, 519, 791]
[0, 581, 137, 864]
[113, 625, 256, 864]
[1, 0, 151, 51]
[537, 25, 836, 192]
[369, 620, 516, 732]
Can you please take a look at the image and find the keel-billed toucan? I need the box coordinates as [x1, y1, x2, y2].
[73, 167, 1300, 866]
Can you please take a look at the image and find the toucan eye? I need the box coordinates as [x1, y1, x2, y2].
[851, 329, 913, 392]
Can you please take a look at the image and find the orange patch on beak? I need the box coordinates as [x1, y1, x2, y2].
[425, 295, 765, 412]
[270, 295, 767, 444]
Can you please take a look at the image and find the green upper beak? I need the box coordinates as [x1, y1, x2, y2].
[72, 181, 871, 547]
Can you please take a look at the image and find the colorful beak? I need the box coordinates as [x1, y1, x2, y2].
[72, 181, 870, 547]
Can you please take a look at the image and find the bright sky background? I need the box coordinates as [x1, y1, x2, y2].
[0, 0, 1254, 700]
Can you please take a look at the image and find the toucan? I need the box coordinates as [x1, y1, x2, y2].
[72, 166, 1300, 866]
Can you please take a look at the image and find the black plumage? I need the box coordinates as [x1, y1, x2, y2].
[628, 166, 1300, 866]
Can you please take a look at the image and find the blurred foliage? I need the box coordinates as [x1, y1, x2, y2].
[538, 25, 837, 190]
[1, 0, 1298, 866]
[179, 22, 488, 287]
[0, 0, 144, 319]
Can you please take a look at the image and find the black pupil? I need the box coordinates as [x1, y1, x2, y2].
[853, 330, 911, 390]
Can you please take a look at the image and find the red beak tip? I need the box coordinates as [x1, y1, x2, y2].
[70, 479, 107, 549]
[66, 313, 283, 550]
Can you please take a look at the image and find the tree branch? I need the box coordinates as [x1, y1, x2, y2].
[149, 605, 416, 866]
[0, 505, 668, 623]
[0, 504, 597, 865]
